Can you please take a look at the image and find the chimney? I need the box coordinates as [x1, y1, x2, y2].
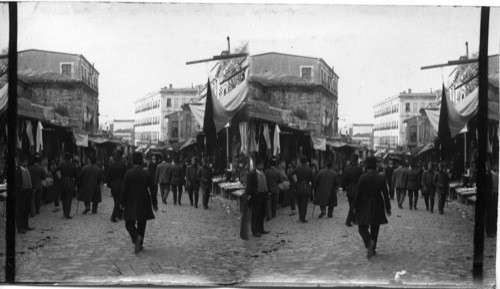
[465, 42, 469, 59]
[430, 87, 433, 93]
[408, 88, 412, 94]
[227, 36, 230, 53]
[169, 84, 173, 89]
[191, 83, 193, 88]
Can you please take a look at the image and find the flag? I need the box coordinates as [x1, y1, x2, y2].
[203, 78, 217, 154]
[438, 83, 452, 160]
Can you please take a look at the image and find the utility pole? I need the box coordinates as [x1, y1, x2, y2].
[473, 6, 490, 284]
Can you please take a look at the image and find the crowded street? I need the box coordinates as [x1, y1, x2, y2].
[0, 189, 495, 286]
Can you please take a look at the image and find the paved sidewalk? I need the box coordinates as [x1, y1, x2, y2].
[0, 190, 496, 287]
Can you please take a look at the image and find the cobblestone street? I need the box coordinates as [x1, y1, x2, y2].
[0, 189, 496, 287]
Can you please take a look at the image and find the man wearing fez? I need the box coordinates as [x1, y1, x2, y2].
[170, 156, 185, 205]
[197, 157, 213, 210]
[155, 155, 171, 205]
[53, 152, 78, 219]
[78, 155, 103, 214]
[247, 157, 270, 237]
[341, 154, 363, 227]
[16, 154, 34, 233]
[392, 161, 408, 209]
[185, 157, 201, 208]
[121, 152, 158, 254]
[107, 150, 128, 222]
[421, 162, 436, 213]
[288, 156, 314, 223]
[354, 156, 391, 259]
[313, 160, 340, 219]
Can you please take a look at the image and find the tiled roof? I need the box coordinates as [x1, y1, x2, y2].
[18, 68, 78, 84]
[248, 72, 321, 88]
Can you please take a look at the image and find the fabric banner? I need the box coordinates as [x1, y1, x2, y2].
[239, 122, 249, 156]
[426, 86, 499, 139]
[262, 123, 271, 150]
[36, 121, 43, 153]
[190, 79, 250, 132]
[312, 136, 326, 151]
[273, 124, 281, 156]
[73, 131, 88, 147]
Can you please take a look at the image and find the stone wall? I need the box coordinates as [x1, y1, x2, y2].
[25, 82, 99, 133]
[250, 86, 337, 138]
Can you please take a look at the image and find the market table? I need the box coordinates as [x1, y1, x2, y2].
[231, 189, 246, 212]
[212, 176, 225, 195]
[219, 182, 244, 199]
[456, 187, 476, 204]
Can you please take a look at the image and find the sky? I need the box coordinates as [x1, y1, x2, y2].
[0, 2, 499, 125]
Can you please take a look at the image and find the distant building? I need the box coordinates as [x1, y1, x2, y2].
[160, 84, 199, 144]
[373, 89, 437, 149]
[133, 91, 162, 146]
[344, 123, 374, 149]
[403, 109, 437, 149]
[108, 119, 134, 143]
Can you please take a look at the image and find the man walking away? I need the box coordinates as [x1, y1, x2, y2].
[28, 154, 46, 215]
[434, 162, 449, 215]
[313, 160, 340, 218]
[354, 157, 391, 259]
[385, 160, 395, 200]
[288, 156, 314, 223]
[121, 152, 158, 254]
[185, 157, 200, 208]
[341, 154, 363, 226]
[392, 162, 408, 209]
[421, 162, 436, 213]
[148, 154, 159, 181]
[54, 153, 78, 219]
[406, 163, 420, 210]
[107, 151, 128, 222]
[78, 155, 103, 214]
[155, 155, 171, 205]
[197, 157, 213, 210]
[170, 157, 185, 205]
[16, 155, 34, 233]
[246, 158, 270, 237]
[264, 157, 283, 220]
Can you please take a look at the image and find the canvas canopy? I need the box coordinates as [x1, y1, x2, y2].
[426, 86, 499, 138]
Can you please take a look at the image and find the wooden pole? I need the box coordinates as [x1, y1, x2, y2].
[472, 6, 489, 284]
[5, 2, 17, 283]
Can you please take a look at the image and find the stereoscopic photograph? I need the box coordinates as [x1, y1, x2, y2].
[0, 1, 498, 287]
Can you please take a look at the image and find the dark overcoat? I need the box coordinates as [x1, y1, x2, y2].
[341, 164, 363, 199]
[313, 168, 340, 207]
[106, 159, 128, 196]
[170, 163, 185, 186]
[354, 170, 391, 226]
[121, 165, 157, 221]
[406, 168, 421, 190]
[78, 164, 103, 203]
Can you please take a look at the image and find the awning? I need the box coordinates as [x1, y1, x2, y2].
[171, 141, 186, 152]
[88, 136, 111, 144]
[326, 140, 347, 148]
[311, 136, 326, 151]
[426, 86, 499, 138]
[417, 142, 434, 156]
[409, 145, 425, 157]
[179, 137, 196, 151]
[73, 131, 88, 147]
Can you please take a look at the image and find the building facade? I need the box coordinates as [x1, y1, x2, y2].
[16, 49, 100, 134]
[160, 84, 199, 143]
[373, 89, 437, 149]
[403, 110, 437, 149]
[347, 123, 374, 149]
[134, 92, 162, 146]
[108, 119, 134, 143]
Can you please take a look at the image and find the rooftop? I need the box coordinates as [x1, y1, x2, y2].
[18, 68, 80, 84]
[373, 91, 437, 107]
[250, 52, 338, 78]
[248, 72, 321, 88]
[18, 49, 100, 75]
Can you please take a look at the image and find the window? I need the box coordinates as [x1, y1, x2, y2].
[61, 63, 73, 77]
[167, 99, 171, 107]
[405, 103, 411, 112]
[410, 126, 417, 143]
[182, 98, 187, 104]
[413, 103, 417, 113]
[174, 98, 179, 108]
[301, 67, 312, 80]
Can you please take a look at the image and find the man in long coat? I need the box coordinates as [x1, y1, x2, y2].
[170, 157, 185, 205]
[288, 156, 314, 223]
[264, 157, 283, 219]
[107, 151, 128, 222]
[354, 156, 391, 259]
[185, 157, 200, 208]
[341, 154, 363, 227]
[155, 155, 171, 204]
[78, 155, 103, 214]
[53, 153, 78, 219]
[384, 160, 395, 200]
[392, 162, 408, 209]
[121, 152, 158, 254]
[313, 160, 340, 218]
[246, 157, 270, 237]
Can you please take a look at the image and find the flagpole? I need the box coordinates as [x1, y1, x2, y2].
[472, 6, 489, 284]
